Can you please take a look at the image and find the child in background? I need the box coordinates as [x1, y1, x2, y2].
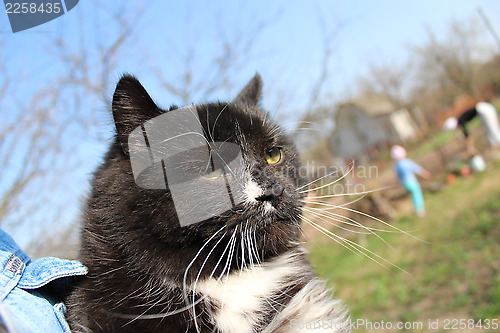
[391, 145, 431, 217]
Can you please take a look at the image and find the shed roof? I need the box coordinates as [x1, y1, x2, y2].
[342, 93, 396, 116]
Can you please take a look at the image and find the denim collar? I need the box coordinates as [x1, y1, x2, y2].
[0, 229, 87, 291]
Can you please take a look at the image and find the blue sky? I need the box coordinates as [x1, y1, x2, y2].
[1, 0, 500, 251]
[3, 1, 500, 108]
[5, 0, 500, 104]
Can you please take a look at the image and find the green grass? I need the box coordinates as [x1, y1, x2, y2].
[410, 130, 456, 158]
[309, 162, 500, 332]
[409, 118, 482, 159]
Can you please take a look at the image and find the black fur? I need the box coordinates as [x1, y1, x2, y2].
[66, 74, 308, 332]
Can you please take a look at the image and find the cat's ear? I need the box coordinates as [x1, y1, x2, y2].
[112, 75, 161, 154]
[234, 73, 263, 106]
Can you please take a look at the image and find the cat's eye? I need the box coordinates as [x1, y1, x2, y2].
[265, 147, 282, 165]
[200, 166, 223, 179]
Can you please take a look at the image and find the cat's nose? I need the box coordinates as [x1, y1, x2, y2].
[256, 183, 285, 203]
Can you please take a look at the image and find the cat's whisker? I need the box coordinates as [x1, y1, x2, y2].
[208, 228, 239, 281]
[210, 102, 230, 143]
[181, 225, 227, 331]
[294, 127, 325, 133]
[268, 124, 283, 137]
[190, 230, 229, 332]
[302, 207, 395, 249]
[117, 227, 227, 328]
[240, 224, 247, 269]
[303, 206, 401, 234]
[301, 216, 371, 261]
[282, 121, 324, 134]
[301, 216, 408, 273]
[250, 223, 260, 266]
[157, 131, 212, 146]
[295, 167, 344, 192]
[110, 275, 165, 310]
[183, 225, 227, 287]
[248, 225, 260, 266]
[304, 207, 383, 233]
[112, 278, 181, 319]
[192, 232, 229, 284]
[244, 223, 253, 267]
[298, 160, 356, 193]
[296, 158, 411, 270]
[123, 292, 173, 326]
[300, 193, 366, 210]
[130, 279, 166, 306]
[99, 266, 123, 276]
[334, 205, 425, 242]
[182, 105, 218, 146]
[304, 199, 421, 239]
[110, 299, 205, 321]
[304, 185, 394, 199]
[302, 187, 378, 208]
[306, 214, 373, 235]
[220, 226, 238, 281]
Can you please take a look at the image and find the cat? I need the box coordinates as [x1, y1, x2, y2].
[66, 74, 350, 332]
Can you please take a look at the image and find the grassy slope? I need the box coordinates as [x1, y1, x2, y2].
[309, 161, 500, 332]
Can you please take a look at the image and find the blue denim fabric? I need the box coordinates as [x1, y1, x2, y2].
[0, 229, 87, 333]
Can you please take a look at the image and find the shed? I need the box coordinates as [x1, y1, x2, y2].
[331, 94, 418, 158]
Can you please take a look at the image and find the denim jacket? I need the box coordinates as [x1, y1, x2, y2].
[0, 229, 87, 333]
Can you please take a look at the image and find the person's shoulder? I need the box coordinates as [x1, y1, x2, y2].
[395, 159, 411, 170]
[476, 101, 496, 111]
[401, 158, 420, 168]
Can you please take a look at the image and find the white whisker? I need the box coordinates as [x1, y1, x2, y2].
[301, 216, 408, 273]
[304, 207, 381, 233]
[182, 225, 227, 332]
[334, 205, 425, 242]
[299, 160, 356, 193]
[303, 207, 401, 234]
[305, 185, 394, 199]
[301, 193, 366, 209]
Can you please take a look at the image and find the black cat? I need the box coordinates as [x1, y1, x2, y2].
[66, 74, 349, 332]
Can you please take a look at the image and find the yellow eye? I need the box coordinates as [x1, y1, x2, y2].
[265, 147, 282, 165]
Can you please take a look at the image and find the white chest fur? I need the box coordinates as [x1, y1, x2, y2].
[194, 253, 302, 333]
[194, 250, 349, 333]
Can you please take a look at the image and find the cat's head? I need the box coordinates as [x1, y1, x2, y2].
[92, 74, 306, 271]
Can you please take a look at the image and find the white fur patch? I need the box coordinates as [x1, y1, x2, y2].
[243, 180, 263, 203]
[195, 253, 301, 333]
[194, 250, 349, 333]
[263, 201, 274, 212]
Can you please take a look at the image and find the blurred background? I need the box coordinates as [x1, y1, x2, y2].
[1, 1, 500, 331]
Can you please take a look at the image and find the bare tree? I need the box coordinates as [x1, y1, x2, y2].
[1, 97, 50, 216]
[291, 15, 342, 152]
[154, 7, 280, 105]
[49, 1, 147, 135]
[476, 54, 500, 97]
[351, 17, 497, 133]
[412, 19, 492, 100]
[357, 58, 414, 109]
[0, 2, 147, 257]
[1, 2, 286, 257]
